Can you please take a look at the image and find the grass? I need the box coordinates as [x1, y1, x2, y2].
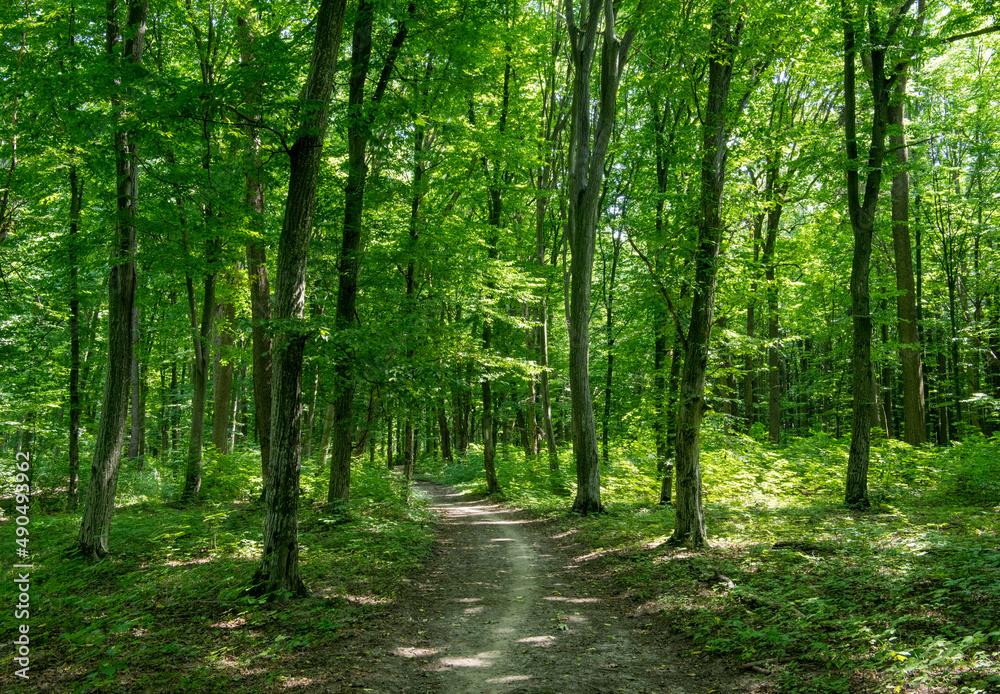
[2, 420, 998, 693]
[419, 417, 1000, 694]
[0, 449, 434, 692]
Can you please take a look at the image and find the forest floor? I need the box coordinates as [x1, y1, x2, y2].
[4, 433, 998, 693]
[323, 481, 770, 694]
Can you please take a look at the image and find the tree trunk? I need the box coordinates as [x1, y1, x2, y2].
[760, 178, 783, 445]
[238, 13, 273, 492]
[75, 0, 148, 559]
[564, 0, 637, 514]
[328, 0, 409, 505]
[671, 0, 742, 546]
[129, 304, 142, 463]
[250, 0, 347, 601]
[888, 72, 926, 445]
[745, 215, 762, 433]
[601, 235, 621, 465]
[211, 276, 237, 454]
[302, 364, 319, 461]
[538, 300, 558, 467]
[68, 157, 83, 510]
[403, 420, 415, 480]
[438, 400, 453, 464]
[386, 413, 394, 468]
[181, 254, 217, 502]
[317, 402, 336, 476]
[843, 11, 890, 507]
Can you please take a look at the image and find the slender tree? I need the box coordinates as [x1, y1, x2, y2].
[250, 0, 348, 600]
[76, 0, 149, 558]
[671, 0, 751, 545]
[328, 0, 411, 504]
[564, 0, 639, 514]
[843, 0, 924, 506]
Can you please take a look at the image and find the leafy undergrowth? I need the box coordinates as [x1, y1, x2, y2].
[0, 452, 434, 692]
[421, 419, 1000, 694]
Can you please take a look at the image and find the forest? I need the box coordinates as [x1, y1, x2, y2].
[2, 0, 1000, 691]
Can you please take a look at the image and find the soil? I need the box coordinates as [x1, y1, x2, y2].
[327, 481, 775, 693]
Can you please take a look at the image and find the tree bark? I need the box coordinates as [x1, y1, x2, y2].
[888, 71, 927, 445]
[438, 400, 453, 464]
[386, 413, 394, 468]
[670, 0, 742, 546]
[181, 247, 217, 502]
[762, 170, 783, 445]
[842, 0, 925, 505]
[403, 420, 416, 480]
[328, 1, 410, 505]
[129, 304, 142, 463]
[237, 13, 273, 491]
[250, 0, 347, 601]
[564, 0, 638, 514]
[211, 275, 238, 454]
[745, 215, 762, 433]
[537, 300, 559, 467]
[303, 364, 319, 462]
[601, 233, 621, 465]
[75, 0, 148, 559]
[68, 154, 83, 510]
[316, 402, 336, 476]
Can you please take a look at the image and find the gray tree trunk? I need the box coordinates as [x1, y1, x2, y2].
[238, 14, 273, 492]
[250, 0, 348, 601]
[564, 0, 637, 514]
[129, 304, 142, 462]
[76, 0, 148, 559]
[671, 0, 743, 546]
[842, 3, 924, 506]
[68, 153, 83, 510]
[211, 277, 237, 454]
[328, 0, 410, 505]
[889, 72, 927, 445]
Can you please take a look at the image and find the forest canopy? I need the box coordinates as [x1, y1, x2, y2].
[2, 0, 999, 590]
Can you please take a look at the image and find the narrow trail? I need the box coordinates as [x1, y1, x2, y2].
[336, 482, 769, 693]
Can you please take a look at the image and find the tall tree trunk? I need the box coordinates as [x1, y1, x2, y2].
[403, 420, 415, 480]
[482, 182, 502, 495]
[181, 243, 217, 502]
[316, 402, 336, 476]
[129, 305, 142, 463]
[525, 318, 539, 458]
[479, 46, 511, 495]
[888, 72, 926, 445]
[238, 14, 273, 492]
[438, 399, 453, 464]
[564, 0, 637, 514]
[386, 413, 394, 468]
[538, 300, 559, 467]
[745, 215, 762, 433]
[671, 0, 742, 546]
[170, 360, 179, 452]
[76, 0, 148, 559]
[653, 317, 669, 495]
[843, 6, 904, 506]
[302, 364, 319, 461]
[880, 318, 893, 438]
[68, 154, 83, 510]
[250, 0, 348, 601]
[211, 275, 237, 454]
[763, 188, 782, 445]
[328, 0, 410, 505]
[601, 234, 621, 465]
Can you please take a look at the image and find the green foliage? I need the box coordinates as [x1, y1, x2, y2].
[0, 462, 432, 692]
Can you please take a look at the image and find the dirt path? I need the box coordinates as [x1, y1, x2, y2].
[337, 482, 769, 693]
